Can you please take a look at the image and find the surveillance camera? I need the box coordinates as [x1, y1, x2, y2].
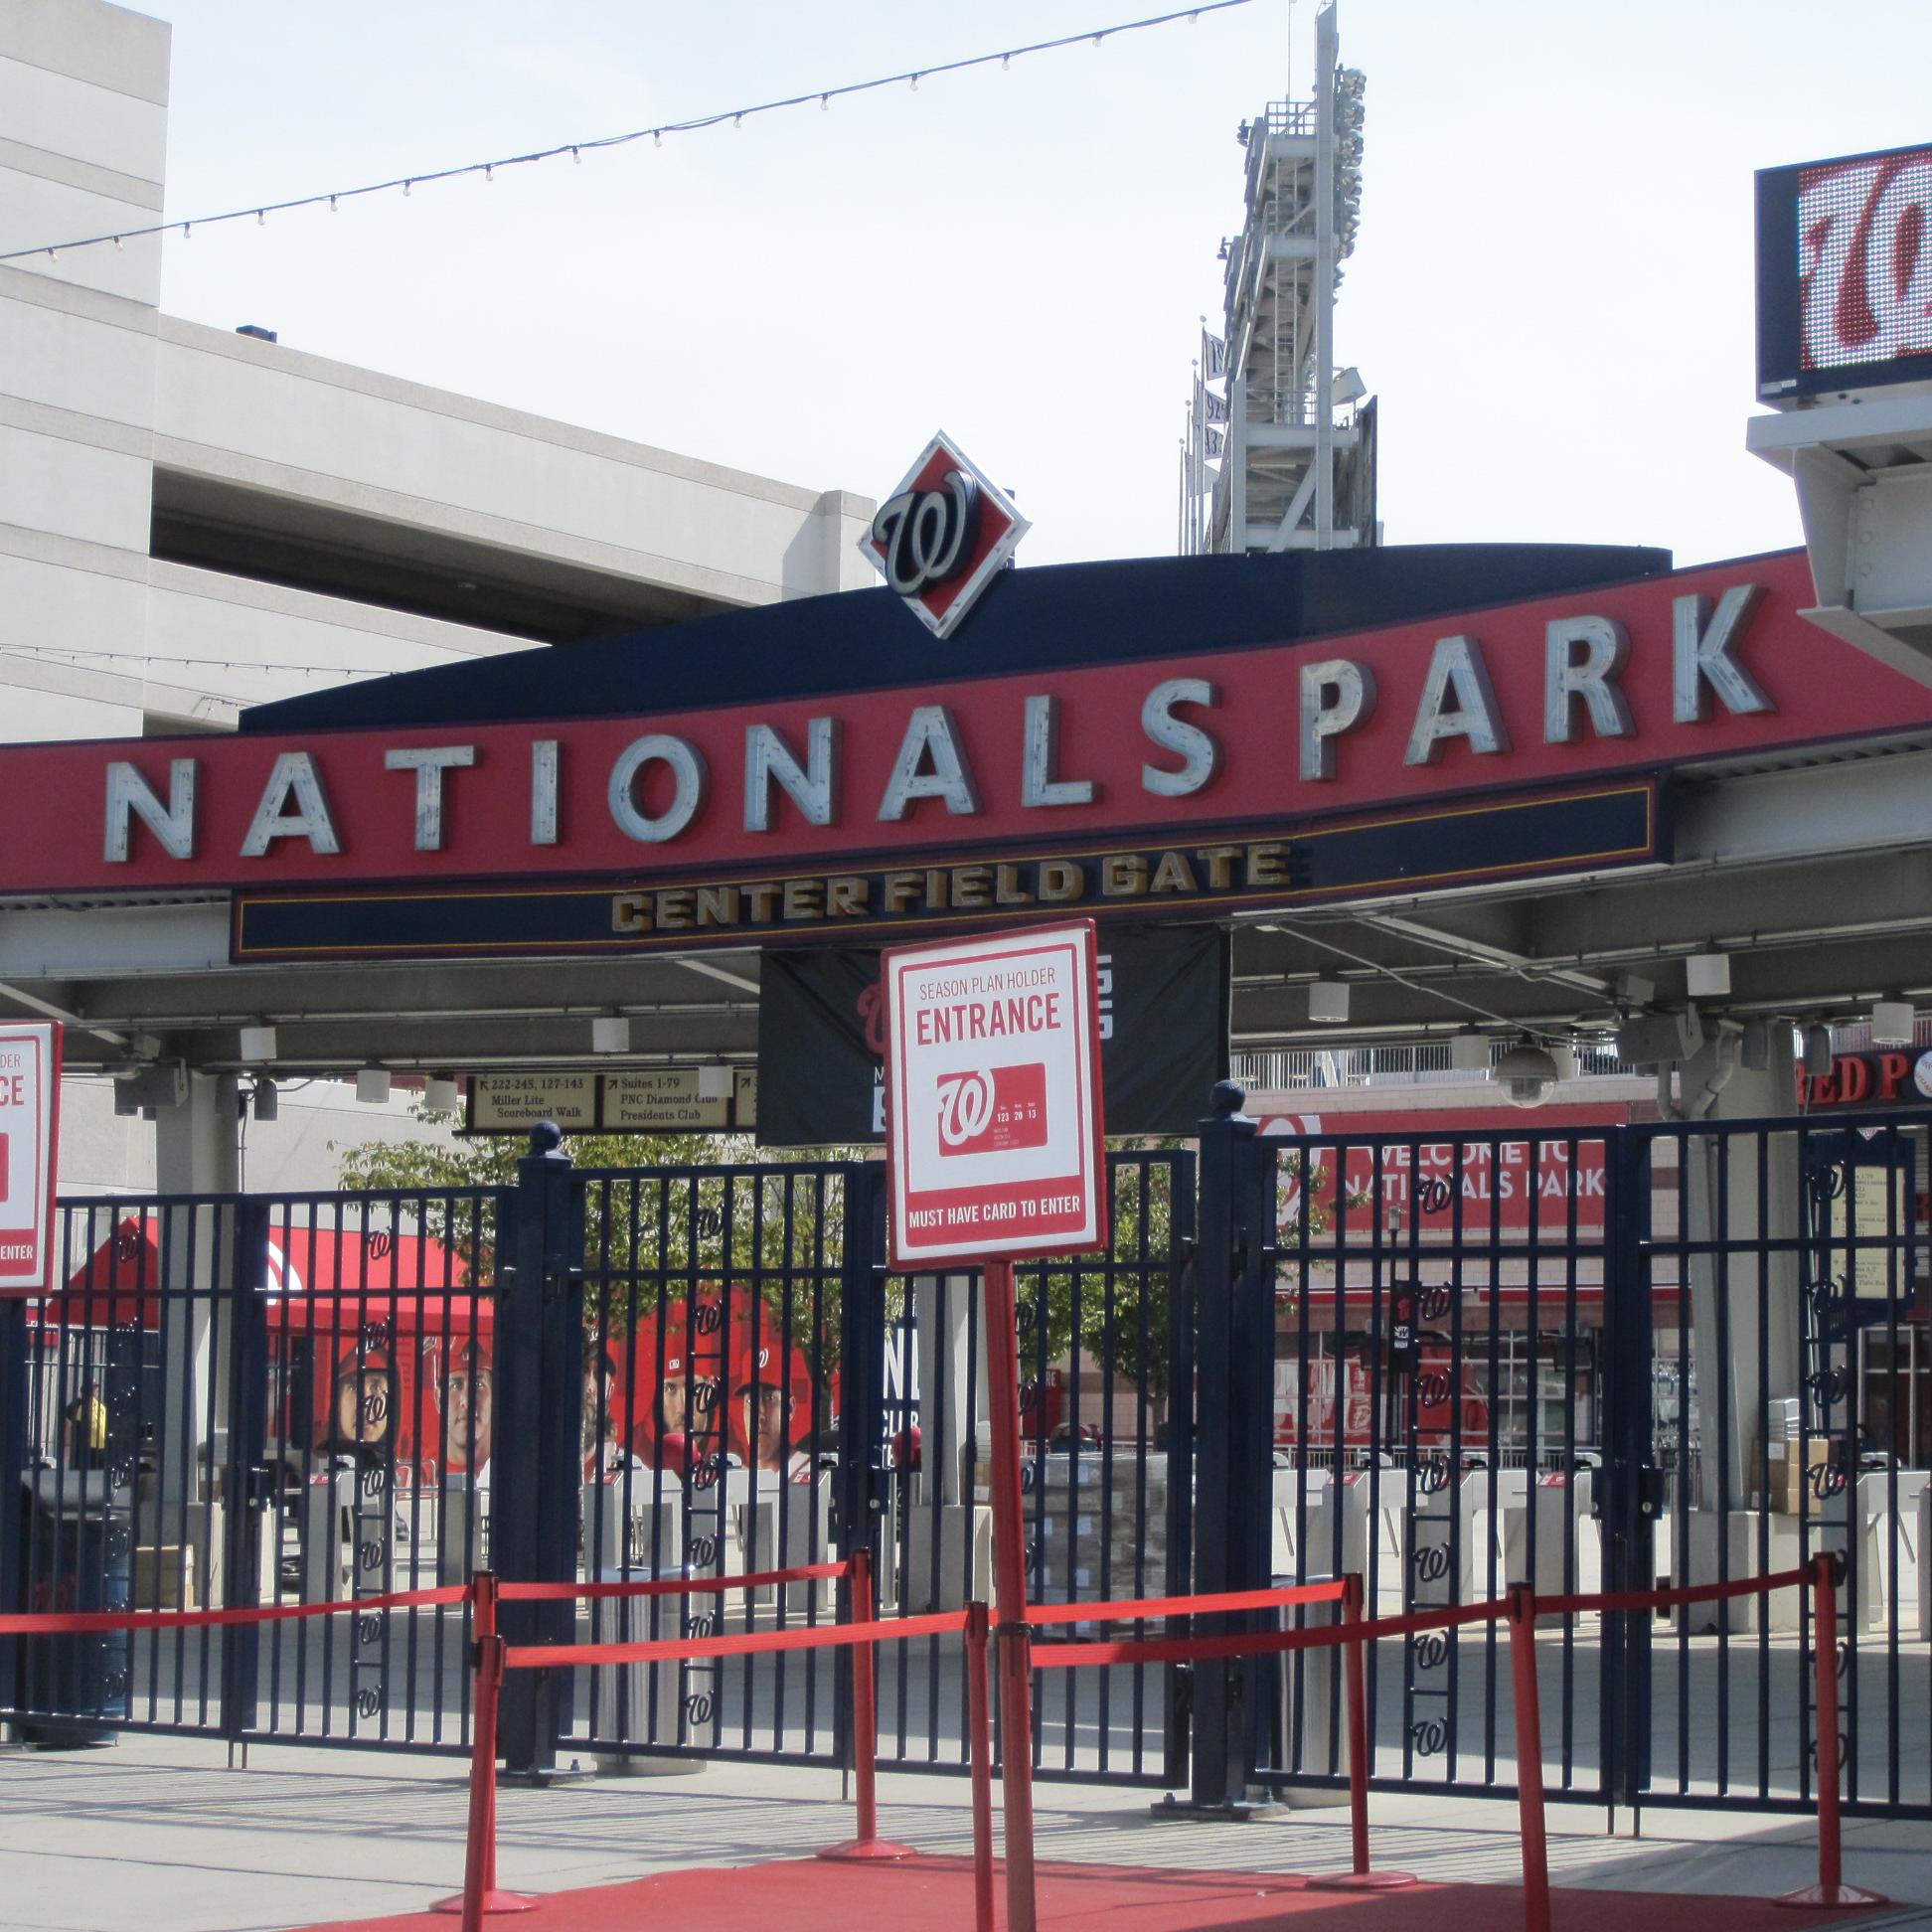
[1492, 1042, 1560, 1110]
[1498, 1072, 1557, 1110]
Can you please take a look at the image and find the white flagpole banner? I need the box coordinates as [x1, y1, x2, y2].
[1202, 330, 1228, 382]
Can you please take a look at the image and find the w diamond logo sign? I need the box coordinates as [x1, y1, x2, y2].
[860, 431, 1030, 640]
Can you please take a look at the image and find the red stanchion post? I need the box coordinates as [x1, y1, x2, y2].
[431, 1573, 534, 1921]
[966, 1601, 997, 1932]
[1777, 1552, 1887, 1910]
[819, 1548, 916, 1860]
[982, 1255, 1039, 1932]
[1309, 1573, 1415, 1892]
[1507, 1584, 1551, 1932]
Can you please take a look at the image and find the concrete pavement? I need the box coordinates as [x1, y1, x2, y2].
[0, 1733, 1924, 1932]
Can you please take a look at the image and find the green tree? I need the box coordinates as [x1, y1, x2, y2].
[336, 1113, 1361, 1409]
[335, 1109, 872, 1359]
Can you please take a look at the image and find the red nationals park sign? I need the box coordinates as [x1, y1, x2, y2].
[0, 1022, 62, 1294]
[885, 922, 1107, 1267]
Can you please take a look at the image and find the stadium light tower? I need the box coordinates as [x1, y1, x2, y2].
[1182, 1, 1376, 556]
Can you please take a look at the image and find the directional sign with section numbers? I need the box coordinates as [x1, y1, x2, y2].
[884, 921, 1106, 1267]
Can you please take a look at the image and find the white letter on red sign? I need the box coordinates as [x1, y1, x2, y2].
[878, 707, 980, 821]
[1404, 635, 1510, 765]
[1543, 617, 1632, 744]
[385, 745, 476, 851]
[1140, 678, 1220, 797]
[241, 753, 340, 856]
[1299, 661, 1376, 780]
[744, 719, 838, 830]
[104, 758, 197, 862]
[531, 739, 559, 847]
[609, 735, 707, 843]
[1022, 695, 1096, 808]
[1672, 586, 1770, 724]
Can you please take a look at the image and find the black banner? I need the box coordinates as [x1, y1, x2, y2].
[229, 783, 1663, 964]
[755, 924, 1229, 1146]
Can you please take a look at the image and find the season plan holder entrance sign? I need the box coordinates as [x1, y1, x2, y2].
[884, 922, 1107, 1268]
[882, 918, 1103, 1928]
[0, 1022, 62, 1294]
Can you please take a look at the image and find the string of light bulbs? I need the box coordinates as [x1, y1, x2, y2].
[1, 642, 399, 678]
[0, 0, 1254, 264]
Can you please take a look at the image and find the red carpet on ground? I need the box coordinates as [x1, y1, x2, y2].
[303, 1854, 1896, 1931]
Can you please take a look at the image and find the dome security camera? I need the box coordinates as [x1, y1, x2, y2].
[1493, 1042, 1560, 1110]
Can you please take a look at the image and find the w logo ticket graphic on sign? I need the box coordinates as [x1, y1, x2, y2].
[884, 921, 1105, 1266]
[936, 1064, 1047, 1157]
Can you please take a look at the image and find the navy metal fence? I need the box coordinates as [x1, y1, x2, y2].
[6, 1108, 1929, 1827]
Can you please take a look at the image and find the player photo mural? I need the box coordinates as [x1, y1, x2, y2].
[732, 1339, 817, 1482]
[582, 1288, 829, 1487]
[581, 1341, 625, 1483]
[437, 1338, 494, 1482]
[316, 1338, 399, 1469]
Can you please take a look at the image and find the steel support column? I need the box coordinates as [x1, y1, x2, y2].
[496, 1123, 582, 1779]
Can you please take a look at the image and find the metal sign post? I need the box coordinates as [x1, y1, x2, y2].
[884, 920, 1108, 1932]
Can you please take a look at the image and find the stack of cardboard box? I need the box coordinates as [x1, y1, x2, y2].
[1760, 1435, 1834, 1514]
[1753, 1398, 1835, 1514]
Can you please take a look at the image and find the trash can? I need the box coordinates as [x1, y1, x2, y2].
[15, 1471, 131, 1744]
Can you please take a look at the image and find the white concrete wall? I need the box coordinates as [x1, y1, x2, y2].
[0, 1, 169, 737]
[0, 0, 871, 746]
[58, 1072, 461, 1198]
[154, 321, 873, 610]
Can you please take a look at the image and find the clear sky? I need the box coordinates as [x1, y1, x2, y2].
[135, 0, 1930, 573]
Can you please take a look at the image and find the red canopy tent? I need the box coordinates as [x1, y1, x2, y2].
[39, 1215, 484, 1335]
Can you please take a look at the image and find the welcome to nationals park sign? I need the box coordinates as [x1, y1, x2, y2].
[0, 546, 1928, 957]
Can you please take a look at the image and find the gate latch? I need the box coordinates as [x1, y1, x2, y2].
[1637, 1466, 1668, 1519]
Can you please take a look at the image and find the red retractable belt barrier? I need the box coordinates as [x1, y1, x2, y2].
[1022, 1577, 1348, 1626]
[1775, 1551, 1889, 1913]
[428, 1573, 534, 1927]
[497, 1562, 847, 1603]
[1508, 1583, 1553, 1932]
[450, 1551, 951, 1920]
[964, 1601, 997, 1932]
[1025, 1561, 1886, 1932]
[1538, 1564, 1810, 1619]
[817, 1547, 919, 1863]
[1030, 1593, 1505, 1669]
[1306, 1573, 1418, 1894]
[503, 1606, 964, 1673]
[0, 1582, 466, 1635]
[0, 1551, 1885, 1929]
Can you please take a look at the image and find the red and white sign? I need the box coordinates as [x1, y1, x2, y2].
[885, 921, 1106, 1266]
[1260, 1103, 1622, 1239]
[1274, 1350, 1488, 1446]
[7, 550, 1929, 902]
[0, 1022, 62, 1294]
[1800, 146, 1932, 374]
